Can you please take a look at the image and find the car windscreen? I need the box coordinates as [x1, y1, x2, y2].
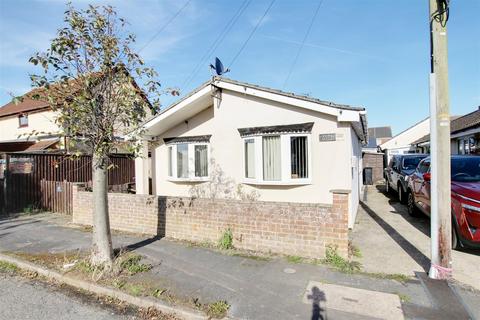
[451, 157, 480, 182]
[402, 157, 424, 170]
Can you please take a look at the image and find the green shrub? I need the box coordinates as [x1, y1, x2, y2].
[0, 261, 18, 273]
[119, 254, 152, 275]
[75, 260, 96, 274]
[286, 255, 304, 264]
[323, 245, 361, 273]
[206, 300, 230, 318]
[23, 205, 34, 214]
[348, 241, 362, 258]
[218, 229, 233, 250]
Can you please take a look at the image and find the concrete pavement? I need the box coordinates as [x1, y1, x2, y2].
[0, 212, 475, 319]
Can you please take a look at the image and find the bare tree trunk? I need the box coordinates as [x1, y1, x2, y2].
[91, 153, 113, 267]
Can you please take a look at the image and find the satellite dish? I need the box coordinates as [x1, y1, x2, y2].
[210, 57, 230, 76]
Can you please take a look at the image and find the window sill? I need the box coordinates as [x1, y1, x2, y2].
[242, 179, 312, 186]
[167, 177, 210, 183]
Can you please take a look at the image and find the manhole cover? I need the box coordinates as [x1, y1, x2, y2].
[283, 268, 296, 274]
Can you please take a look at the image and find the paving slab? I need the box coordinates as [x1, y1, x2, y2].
[302, 281, 403, 320]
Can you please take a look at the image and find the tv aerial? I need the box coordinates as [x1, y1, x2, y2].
[210, 57, 230, 76]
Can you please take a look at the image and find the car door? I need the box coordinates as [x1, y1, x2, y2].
[386, 157, 395, 186]
[391, 156, 401, 191]
[412, 159, 429, 214]
[421, 164, 431, 216]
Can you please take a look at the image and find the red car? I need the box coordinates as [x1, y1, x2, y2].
[407, 156, 480, 249]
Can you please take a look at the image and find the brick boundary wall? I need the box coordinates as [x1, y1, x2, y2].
[72, 185, 350, 258]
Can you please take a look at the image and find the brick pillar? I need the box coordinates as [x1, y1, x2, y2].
[72, 183, 86, 224]
[330, 189, 351, 258]
[135, 140, 150, 195]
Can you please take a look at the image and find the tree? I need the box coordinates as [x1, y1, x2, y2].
[28, 4, 169, 267]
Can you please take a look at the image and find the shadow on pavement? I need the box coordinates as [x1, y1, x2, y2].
[375, 184, 480, 258]
[307, 286, 326, 320]
[0, 220, 41, 231]
[116, 236, 162, 255]
[360, 201, 431, 272]
[375, 184, 431, 237]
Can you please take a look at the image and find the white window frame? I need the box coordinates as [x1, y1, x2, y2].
[167, 142, 210, 182]
[242, 133, 312, 185]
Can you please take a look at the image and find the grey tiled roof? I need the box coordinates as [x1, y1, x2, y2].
[368, 126, 392, 139]
[411, 110, 479, 145]
[451, 108, 480, 133]
[216, 77, 365, 111]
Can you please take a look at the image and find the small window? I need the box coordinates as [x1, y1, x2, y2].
[176, 144, 188, 178]
[167, 142, 210, 180]
[194, 145, 208, 177]
[18, 114, 28, 127]
[262, 136, 281, 181]
[291, 136, 308, 179]
[244, 139, 255, 179]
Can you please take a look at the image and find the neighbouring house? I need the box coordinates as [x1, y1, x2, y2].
[379, 117, 430, 164]
[0, 72, 153, 154]
[362, 126, 392, 184]
[0, 94, 62, 153]
[73, 77, 368, 258]
[363, 126, 392, 153]
[412, 106, 480, 155]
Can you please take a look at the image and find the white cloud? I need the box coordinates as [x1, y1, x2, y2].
[0, 20, 53, 68]
[259, 34, 393, 63]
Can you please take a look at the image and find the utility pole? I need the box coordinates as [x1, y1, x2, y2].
[428, 0, 452, 280]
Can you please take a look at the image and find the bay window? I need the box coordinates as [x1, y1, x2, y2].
[239, 123, 313, 185]
[164, 135, 211, 181]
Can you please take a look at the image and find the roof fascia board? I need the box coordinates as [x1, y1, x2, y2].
[0, 106, 51, 119]
[380, 118, 429, 149]
[450, 127, 480, 139]
[215, 80, 361, 122]
[143, 85, 212, 131]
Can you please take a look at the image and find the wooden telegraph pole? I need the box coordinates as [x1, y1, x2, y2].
[428, 0, 452, 279]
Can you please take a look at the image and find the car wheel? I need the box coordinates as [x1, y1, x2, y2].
[452, 224, 459, 250]
[398, 185, 406, 204]
[407, 192, 419, 217]
[451, 219, 462, 250]
[385, 179, 390, 193]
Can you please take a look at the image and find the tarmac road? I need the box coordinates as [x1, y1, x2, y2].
[0, 274, 130, 320]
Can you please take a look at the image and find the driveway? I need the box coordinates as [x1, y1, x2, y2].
[352, 184, 480, 291]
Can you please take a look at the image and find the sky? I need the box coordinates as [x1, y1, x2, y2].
[0, 0, 479, 135]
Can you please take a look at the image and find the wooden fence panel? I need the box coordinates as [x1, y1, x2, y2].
[2, 153, 135, 214]
[40, 180, 74, 215]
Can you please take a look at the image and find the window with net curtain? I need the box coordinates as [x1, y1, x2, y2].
[169, 143, 208, 179]
[262, 136, 282, 181]
[176, 144, 188, 178]
[195, 145, 208, 177]
[244, 135, 309, 182]
[244, 139, 255, 179]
